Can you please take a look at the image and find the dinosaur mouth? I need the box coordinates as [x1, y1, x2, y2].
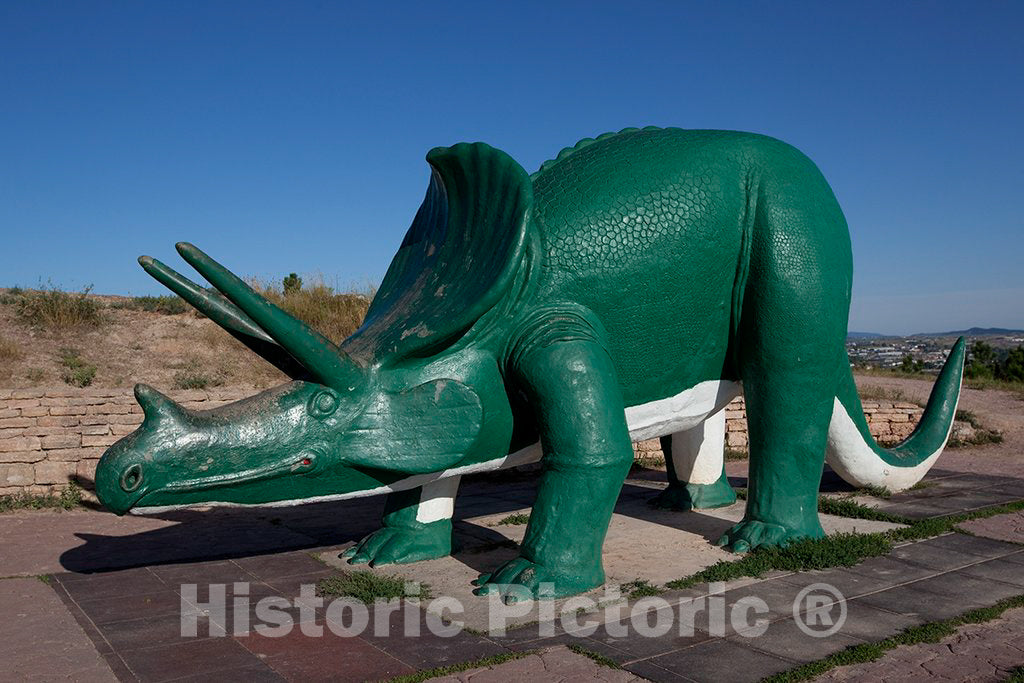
[143, 452, 320, 499]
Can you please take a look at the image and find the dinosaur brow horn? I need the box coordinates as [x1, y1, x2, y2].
[175, 242, 365, 391]
[139, 256, 274, 344]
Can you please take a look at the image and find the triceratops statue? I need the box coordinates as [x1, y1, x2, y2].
[96, 127, 965, 599]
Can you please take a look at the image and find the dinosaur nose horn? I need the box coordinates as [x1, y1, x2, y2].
[134, 383, 186, 423]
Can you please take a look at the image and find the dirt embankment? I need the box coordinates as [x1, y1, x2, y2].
[0, 293, 290, 391]
[855, 374, 1024, 478]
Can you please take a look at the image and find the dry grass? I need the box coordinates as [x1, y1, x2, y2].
[14, 285, 104, 329]
[856, 385, 921, 405]
[0, 336, 22, 361]
[251, 276, 371, 344]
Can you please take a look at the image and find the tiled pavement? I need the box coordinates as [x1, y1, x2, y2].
[9, 463, 1024, 682]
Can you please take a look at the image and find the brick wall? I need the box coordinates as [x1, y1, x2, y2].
[0, 388, 924, 495]
[0, 387, 251, 496]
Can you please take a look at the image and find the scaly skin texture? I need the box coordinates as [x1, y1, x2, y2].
[96, 127, 964, 601]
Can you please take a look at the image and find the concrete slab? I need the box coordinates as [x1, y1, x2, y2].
[0, 577, 116, 681]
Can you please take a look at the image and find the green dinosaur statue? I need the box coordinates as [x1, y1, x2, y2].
[95, 127, 966, 600]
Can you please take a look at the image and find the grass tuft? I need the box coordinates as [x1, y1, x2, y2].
[817, 495, 904, 523]
[316, 570, 430, 603]
[15, 285, 103, 329]
[667, 532, 894, 589]
[0, 483, 83, 513]
[58, 348, 96, 387]
[494, 512, 530, 526]
[172, 358, 225, 390]
[111, 295, 188, 315]
[854, 484, 892, 499]
[566, 643, 622, 669]
[620, 578, 664, 599]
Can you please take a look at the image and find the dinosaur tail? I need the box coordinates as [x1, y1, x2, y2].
[825, 337, 966, 492]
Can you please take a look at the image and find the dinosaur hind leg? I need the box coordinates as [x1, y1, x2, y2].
[718, 158, 849, 552]
[651, 409, 736, 510]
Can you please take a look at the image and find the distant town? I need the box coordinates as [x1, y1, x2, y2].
[846, 328, 1024, 372]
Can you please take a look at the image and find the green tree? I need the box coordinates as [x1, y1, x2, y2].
[965, 340, 997, 380]
[1000, 345, 1024, 383]
[898, 353, 922, 374]
[282, 273, 303, 295]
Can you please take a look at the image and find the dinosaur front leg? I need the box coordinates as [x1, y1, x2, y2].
[344, 476, 461, 565]
[651, 409, 737, 510]
[474, 330, 633, 601]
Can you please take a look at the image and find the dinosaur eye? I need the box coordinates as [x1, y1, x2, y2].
[120, 464, 143, 492]
[309, 390, 339, 418]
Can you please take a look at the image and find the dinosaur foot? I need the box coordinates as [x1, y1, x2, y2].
[342, 521, 452, 566]
[715, 518, 824, 553]
[651, 478, 737, 511]
[472, 556, 604, 603]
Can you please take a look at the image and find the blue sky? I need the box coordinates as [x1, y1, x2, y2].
[1, 1, 1021, 335]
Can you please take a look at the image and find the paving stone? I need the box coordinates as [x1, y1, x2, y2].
[731, 615, 863, 663]
[560, 615, 713, 664]
[359, 609, 508, 669]
[843, 555, 940, 584]
[74, 587, 192, 625]
[117, 635, 270, 682]
[820, 600, 921, 642]
[441, 646, 644, 683]
[853, 582, 989, 622]
[97, 611, 223, 651]
[888, 539, 993, 571]
[645, 637, 796, 682]
[0, 578, 116, 681]
[232, 550, 327, 580]
[721, 577, 811, 620]
[956, 558, 1024, 589]
[909, 570, 1024, 605]
[921, 489, 1023, 512]
[777, 567, 901, 600]
[623, 657, 690, 681]
[958, 511, 1024, 544]
[236, 629, 415, 681]
[917, 531, 1024, 559]
[56, 565, 168, 599]
[148, 558, 259, 585]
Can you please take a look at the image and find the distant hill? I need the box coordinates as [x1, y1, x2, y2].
[847, 328, 1024, 340]
[911, 328, 1024, 338]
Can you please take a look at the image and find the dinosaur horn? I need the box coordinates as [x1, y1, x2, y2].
[175, 242, 364, 391]
[139, 256, 274, 343]
[137, 256, 314, 381]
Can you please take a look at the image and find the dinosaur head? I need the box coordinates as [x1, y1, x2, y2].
[96, 372, 496, 515]
[95, 241, 511, 515]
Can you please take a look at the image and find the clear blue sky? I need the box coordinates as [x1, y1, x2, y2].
[2, 1, 1021, 335]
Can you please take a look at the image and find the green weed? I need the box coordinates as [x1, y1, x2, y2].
[495, 512, 530, 526]
[761, 594, 1024, 682]
[316, 570, 430, 603]
[58, 348, 96, 387]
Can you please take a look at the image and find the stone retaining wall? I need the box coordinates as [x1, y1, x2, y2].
[0, 387, 251, 496]
[0, 388, 924, 495]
